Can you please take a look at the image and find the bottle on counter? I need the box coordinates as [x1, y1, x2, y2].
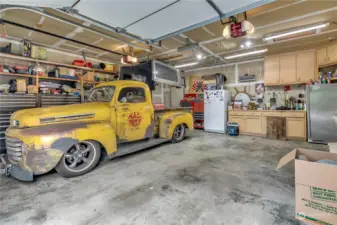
[299, 103, 303, 110]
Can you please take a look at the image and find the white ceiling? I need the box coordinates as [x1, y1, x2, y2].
[74, 0, 265, 39]
[0, 0, 270, 40]
[0, 0, 75, 7]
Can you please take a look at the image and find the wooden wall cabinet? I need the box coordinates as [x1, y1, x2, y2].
[279, 54, 296, 84]
[317, 47, 328, 66]
[297, 51, 315, 82]
[264, 55, 280, 85]
[327, 43, 337, 62]
[264, 50, 316, 86]
[317, 43, 337, 67]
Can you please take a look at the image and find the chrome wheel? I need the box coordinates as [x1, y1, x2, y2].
[173, 124, 185, 140]
[64, 141, 97, 172]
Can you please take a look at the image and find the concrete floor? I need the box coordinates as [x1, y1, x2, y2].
[0, 131, 328, 225]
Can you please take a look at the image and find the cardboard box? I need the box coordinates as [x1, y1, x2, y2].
[16, 79, 26, 92]
[27, 85, 38, 94]
[31, 45, 47, 60]
[278, 148, 337, 225]
[82, 71, 95, 82]
[58, 67, 69, 76]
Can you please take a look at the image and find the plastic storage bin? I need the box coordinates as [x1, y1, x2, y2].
[227, 122, 239, 136]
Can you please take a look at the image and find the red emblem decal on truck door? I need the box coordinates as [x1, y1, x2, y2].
[128, 112, 142, 126]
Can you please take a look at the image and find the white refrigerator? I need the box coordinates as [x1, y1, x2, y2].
[204, 90, 231, 133]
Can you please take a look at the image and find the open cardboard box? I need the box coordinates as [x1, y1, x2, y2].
[278, 148, 337, 225]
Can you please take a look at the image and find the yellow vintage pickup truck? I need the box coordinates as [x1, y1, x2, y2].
[0, 80, 193, 181]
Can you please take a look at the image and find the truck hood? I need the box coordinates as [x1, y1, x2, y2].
[10, 102, 111, 128]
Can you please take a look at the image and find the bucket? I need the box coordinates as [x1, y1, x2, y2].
[227, 122, 239, 136]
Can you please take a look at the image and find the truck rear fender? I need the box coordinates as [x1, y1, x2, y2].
[159, 113, 194, 139]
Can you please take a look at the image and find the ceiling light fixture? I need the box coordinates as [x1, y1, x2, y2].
[240, 44, 245, 48]
[245, 40, 252, 47]
[174, 62, 198, 69]
[196, 53, 203, 60]
[264, 23, 329, 41]
[121, 55, 138, 64]
[225, 49, 268, 60]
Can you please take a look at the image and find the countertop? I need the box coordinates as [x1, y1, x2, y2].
[228, 109, 306, 112]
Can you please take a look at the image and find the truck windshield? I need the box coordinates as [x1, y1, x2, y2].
[88, 86, 115, 102]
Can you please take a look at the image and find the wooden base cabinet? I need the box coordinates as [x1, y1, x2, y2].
[228, 111, 307, 141]
[282, 112, 307, 141]
[244, 116, 262, 134]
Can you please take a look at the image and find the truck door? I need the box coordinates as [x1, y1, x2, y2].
[116, 86, 153, 142]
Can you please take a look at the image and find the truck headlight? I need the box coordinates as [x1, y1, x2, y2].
[13, 120, 20, 127]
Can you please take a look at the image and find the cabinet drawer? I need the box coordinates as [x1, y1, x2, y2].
[229, 111, 244, 116]
[244, 111, 261, 116]
[262, 111, 281, 117]
[282, 112, 306, 118]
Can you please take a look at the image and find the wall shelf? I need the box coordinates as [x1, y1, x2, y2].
[0, 72, 35, 79]
[0, 72, 80, 82]
[40, 76, 79, 82]
[0, 52, 118, 76]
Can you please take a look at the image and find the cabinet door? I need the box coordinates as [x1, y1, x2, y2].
[261, 116, 267, 135]
[264, 55, 280, 85]
[286, 118, 306, 139]
[244, 116, 262, 134]
[229, 116, 245, 133]
[296, 51, 316, 83]
[317, 47, 327, 66]
[327, 43, 337, 63]
[279, 54, 297, 84]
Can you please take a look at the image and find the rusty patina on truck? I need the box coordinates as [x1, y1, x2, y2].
[0, 80, 193, 181]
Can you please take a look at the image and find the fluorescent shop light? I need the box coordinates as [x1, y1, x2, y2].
[225, 49, 268, 60]
[264, 23, 329, 41]
[174, 62, 198, 69]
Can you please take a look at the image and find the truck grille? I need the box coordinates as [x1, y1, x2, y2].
[5, 136, 22, 162]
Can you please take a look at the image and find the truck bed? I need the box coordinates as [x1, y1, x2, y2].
[154, 107, 192, 114]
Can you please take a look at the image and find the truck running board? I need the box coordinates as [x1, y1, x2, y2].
[112, 138, 170, 158]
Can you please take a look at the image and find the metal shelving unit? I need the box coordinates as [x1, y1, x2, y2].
[0, 94, 37, 154]
[0, 52, 117, 154]
[40, 95, 81, 107]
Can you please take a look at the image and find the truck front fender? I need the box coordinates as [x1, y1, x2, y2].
[6, 121, 117, 175]
[159, 112, 194, 139]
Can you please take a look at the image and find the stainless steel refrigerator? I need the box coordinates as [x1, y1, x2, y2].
[307, 84, 337, 143]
